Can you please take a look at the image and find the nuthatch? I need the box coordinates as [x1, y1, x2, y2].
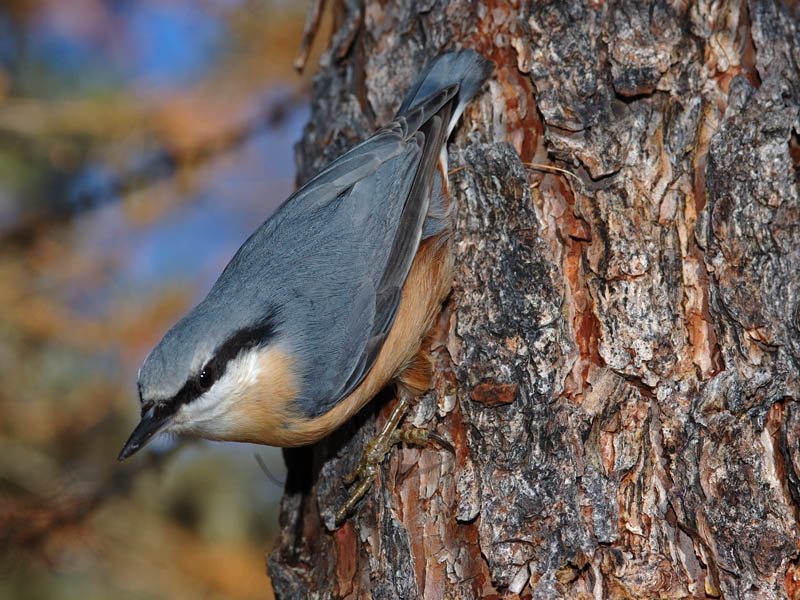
[119, 49, 493, 517]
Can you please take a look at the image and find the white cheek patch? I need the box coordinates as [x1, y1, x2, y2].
[167, 349, 264, 437]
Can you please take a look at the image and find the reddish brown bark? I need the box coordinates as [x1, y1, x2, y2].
[270, 1, 800, 598]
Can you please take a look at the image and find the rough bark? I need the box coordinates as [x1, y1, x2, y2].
[269, 1, 800, 598]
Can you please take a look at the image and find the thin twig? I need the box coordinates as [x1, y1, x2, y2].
[522, 162, 584, 186]
[254, 453, 285, 487]
[294, 0, 328, 73]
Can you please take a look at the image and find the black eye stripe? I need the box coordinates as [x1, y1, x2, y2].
[152, 313, 279, 418]
[209, 316, 278, 376]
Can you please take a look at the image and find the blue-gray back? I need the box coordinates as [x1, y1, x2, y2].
[140, 50, 493, 418]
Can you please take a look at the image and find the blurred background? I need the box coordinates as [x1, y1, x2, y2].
[0, 1, 328, 598]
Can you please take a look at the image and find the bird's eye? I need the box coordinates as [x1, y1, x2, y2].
[197, 366, 215, 392]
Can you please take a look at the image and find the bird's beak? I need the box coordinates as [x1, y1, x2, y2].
[118, 403, 170, 461]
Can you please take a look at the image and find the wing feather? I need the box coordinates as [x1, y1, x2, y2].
[321, 91, 456, 405]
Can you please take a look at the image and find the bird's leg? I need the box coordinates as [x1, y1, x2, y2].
[335, 389, 452, 523]
[335, 392, 410, 524]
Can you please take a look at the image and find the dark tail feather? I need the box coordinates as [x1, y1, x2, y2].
[396, 49, 494, 134]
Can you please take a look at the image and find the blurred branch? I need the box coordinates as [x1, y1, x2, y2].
[0, 97, 154, 139]
[0, 447, 175, 568]
[0, 91, 305, 249]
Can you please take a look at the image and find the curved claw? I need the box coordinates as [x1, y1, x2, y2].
[425, 430, 455, 454]
[395, 427, 454, 454]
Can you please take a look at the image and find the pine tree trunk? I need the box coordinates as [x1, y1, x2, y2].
[269, 1, 800, 598]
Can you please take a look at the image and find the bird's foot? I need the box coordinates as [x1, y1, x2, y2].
[335, 392, 452, 524]
[394, 427, 454, 454]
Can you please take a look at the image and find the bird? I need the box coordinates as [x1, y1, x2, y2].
[119, 49, 493, 519]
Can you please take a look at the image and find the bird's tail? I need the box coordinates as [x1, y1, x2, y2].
[395, 49, 494, 136]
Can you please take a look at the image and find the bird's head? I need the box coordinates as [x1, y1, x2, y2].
[118, 307, 298, 460]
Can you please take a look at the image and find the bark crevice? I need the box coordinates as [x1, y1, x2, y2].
[269, 1, 800, 597]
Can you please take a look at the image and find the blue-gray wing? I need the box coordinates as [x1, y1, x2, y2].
[326, 90, 455, 407]
[202, 86, 457, 418]
[202, 50, 492, 418]
[139, 51, 493, 415]
[289, 87, 456, 416]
